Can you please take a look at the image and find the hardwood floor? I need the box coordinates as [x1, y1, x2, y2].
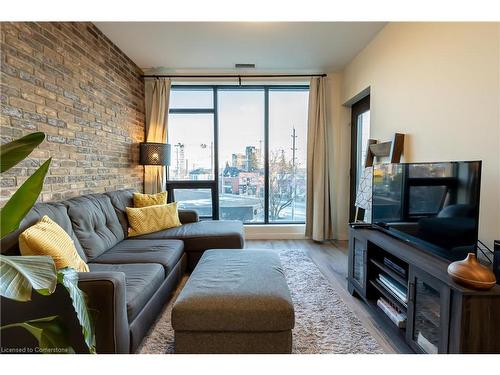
[246, 239, 399, 353]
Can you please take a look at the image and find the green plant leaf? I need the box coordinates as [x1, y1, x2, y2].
[57, 268, 96, 353]
[0, 255, 57, 301]
[0, 157, 51, 238]
[0, 316, 75, 354]
[0, 132, 45, 173]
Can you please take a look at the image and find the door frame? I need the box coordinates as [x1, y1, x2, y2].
[349, 95, 370, 222]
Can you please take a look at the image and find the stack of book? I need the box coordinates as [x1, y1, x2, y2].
[378, 273, 408, 305]
[383, 257, 407, 278]
[377, 297, 407, 328]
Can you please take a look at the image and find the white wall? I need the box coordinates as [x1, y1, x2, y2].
[341, 22, 500, 247]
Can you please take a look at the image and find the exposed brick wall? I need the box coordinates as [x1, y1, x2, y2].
[0, 22, 145, 204]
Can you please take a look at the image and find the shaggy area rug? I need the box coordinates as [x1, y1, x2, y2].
[138, 248, 384, 354]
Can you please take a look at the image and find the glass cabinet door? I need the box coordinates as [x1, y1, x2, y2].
[407, 268, 450, 353]
[352, 238, 366, 289]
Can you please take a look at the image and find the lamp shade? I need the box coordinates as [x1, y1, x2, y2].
[139, 142, 171, 166]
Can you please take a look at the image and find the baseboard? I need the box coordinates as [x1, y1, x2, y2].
[244, 225, 306, 240]
[246, 233, 308, 240]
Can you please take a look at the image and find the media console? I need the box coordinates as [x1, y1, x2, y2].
[348, 226, 500, 353]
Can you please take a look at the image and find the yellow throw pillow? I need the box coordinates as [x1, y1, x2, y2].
[133, 191, 168, 208]
[19, 215, 89, 272]
[126, 202, 181, 237]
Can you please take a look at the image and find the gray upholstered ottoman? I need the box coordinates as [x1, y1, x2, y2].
[171, 249, 295, 354]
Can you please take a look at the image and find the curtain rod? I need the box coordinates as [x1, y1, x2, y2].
[142, 73, 327, 78]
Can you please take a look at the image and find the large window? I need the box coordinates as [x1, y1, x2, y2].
[218, 89, 265, 222]
[167, 85, 309, 224]
[268, 90, 308, 222]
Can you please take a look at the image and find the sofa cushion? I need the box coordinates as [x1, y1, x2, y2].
[88, 263, 165, 321]
[126, 203, 181, 237]
[0, 202, 87, 262]
[19, 215, 89, 272]
[104, 189, 135, 237]
[106, 189, 202, 235]
[130, 220, 245, 252]
[91, 239, 184, 275]
[133, 191, 167, 208]
[64, 194, 124, 260]
[172, 249, 294, 332]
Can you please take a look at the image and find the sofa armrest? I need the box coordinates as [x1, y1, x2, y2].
[0, 271, 130, 354]
[76, 271, 129, 353]
[178, 209, 199, 224]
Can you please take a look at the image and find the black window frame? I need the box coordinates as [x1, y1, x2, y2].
[167, 84, 309, 224]
[349, 95, 370, 222]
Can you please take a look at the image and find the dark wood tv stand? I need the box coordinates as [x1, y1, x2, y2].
[348, 226, 500, 353]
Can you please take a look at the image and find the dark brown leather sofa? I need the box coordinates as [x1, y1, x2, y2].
[0, 189, 244, 353]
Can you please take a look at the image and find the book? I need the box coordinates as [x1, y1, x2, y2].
[379, 273, 407, 294]
[383, 257, 407, 278]
[377, 278, 407, 306]
[378, 274, 408, 303]
[377, 298, 407, 328]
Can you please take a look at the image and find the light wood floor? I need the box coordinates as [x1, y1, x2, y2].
[246, 239, 399, 353]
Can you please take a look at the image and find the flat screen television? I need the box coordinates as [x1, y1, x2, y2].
[372, 161, 482, 261]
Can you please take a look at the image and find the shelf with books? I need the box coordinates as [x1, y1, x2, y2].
[378, 273, 408, 300]
[377, 297, 407, 329]
[369, 279, 408, 311]
[370, 258, 407, 287]
[365, 299, 410, 351]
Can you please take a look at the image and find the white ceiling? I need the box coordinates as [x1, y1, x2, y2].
[94, 22, 386, 73]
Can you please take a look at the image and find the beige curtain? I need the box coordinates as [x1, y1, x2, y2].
[305, 77, 333, 241]
[144, 78, 171, 193]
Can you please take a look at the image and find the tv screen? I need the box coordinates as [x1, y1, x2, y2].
[372, 161, 481, 261]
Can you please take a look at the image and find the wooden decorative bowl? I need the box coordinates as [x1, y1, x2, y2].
[447, 253, 497, 290]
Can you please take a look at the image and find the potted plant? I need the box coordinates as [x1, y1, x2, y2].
[0, 133, 95, 353]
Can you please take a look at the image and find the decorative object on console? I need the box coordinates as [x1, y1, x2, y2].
[353, 132, 405, 223]
[354, 167, 373, 222]
[447, 253, 496, 290]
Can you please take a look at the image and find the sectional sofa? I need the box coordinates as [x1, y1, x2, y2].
[0, 189, 245, 353]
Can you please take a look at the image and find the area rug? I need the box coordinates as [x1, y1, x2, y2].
[138, 248, 384, 354]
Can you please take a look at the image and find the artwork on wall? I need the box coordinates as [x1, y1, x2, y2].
[355, 166, 373, 223]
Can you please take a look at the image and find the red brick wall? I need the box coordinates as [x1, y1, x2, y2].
[0, 22, 145, 203]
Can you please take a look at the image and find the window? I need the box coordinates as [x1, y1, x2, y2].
[173, 188, 213, 217]
[349, 95, 370, 222]
[167, 85, 309, 224]
[268, 90, 308, 222]
[356, 110, 371, 190]
[218, 89, 265, 222]
[168, 113, 214, 180]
